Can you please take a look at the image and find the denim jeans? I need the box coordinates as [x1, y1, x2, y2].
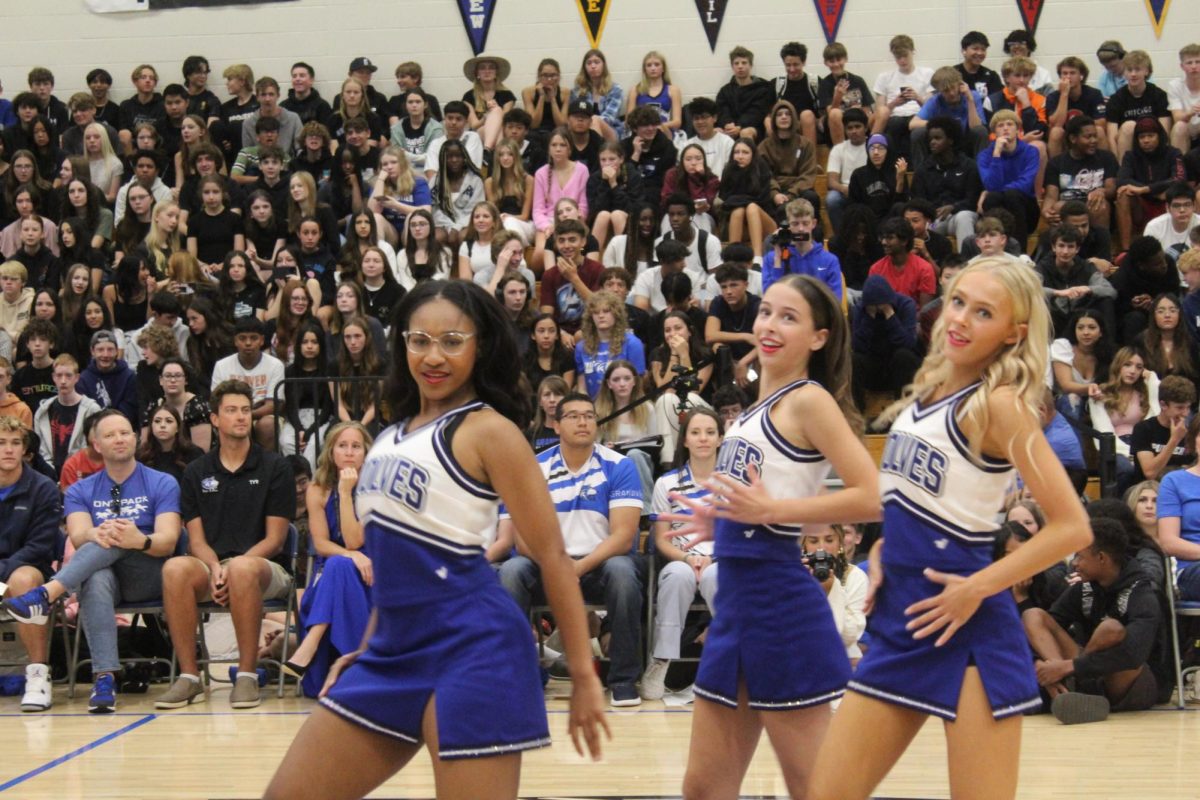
[54, 542, 166, 674]
[500, 553, 646, 687]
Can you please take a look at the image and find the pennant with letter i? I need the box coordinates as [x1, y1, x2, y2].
[456, 0, 497, 56]
[1144, 0, 1170, 38]
[694, 0, 729, 52]
[575, 0, 612, 48]
[1015, 0, 1045, 36]
[812, 0, 847, 45]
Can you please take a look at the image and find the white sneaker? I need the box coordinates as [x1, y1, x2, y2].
[21, 663, 52, 712]
[639, 658, 670, 700]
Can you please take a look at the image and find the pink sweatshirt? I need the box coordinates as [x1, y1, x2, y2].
[532, 161, 589, 231]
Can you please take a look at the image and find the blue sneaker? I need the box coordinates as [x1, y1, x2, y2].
[3, 586, 49, 625]
[89, 673, 116, 714]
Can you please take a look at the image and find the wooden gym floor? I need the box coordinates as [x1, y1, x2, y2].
[2, 680, 1197, 799]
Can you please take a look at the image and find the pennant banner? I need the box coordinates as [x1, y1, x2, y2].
[693, 0, 729, 52]
[87, 0, 294, 10]
[1145, 0, 1170, 38]
[811, 0, 847, 44]
[1015, 0, 1045, 36]
[456, 0, 497, 56]
[575, 0, 612, 49]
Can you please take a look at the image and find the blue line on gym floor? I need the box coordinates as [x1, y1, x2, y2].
[0, 714, 156, 792]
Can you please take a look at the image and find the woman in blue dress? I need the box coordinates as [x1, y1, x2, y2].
[265, 280, 608, 799]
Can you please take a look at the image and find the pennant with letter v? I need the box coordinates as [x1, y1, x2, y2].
[811, 0, 847, 45]
[1144, 0, 1170, 38]
[457, 0, 497, 56]
[694, 0, 729, 52]
[575, 0, 612, 49]
[1015, 0, 1045, 36]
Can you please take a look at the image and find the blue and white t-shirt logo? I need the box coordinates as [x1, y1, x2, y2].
[201, 476, 219, 493]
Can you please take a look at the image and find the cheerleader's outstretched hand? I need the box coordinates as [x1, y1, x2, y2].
[569, 673, 612, 760]
[704, 464, 776, 525]
[904, 569, 987, 647]
[662, 492, 717, 545]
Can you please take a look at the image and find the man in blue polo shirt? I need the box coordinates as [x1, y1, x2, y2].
[910, 66, 989, 168]
[4, 408, 181, 715]
[498, 393, 645, 707]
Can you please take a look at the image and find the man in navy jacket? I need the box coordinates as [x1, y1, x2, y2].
[850, 275, 920, 410]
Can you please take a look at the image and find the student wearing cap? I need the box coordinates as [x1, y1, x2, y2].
[462, 54, 516, 151]
[566, 99, 605, 173]
[77, 330, 139, 427]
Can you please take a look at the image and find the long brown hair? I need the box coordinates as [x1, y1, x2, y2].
[313, 421, 374, 489]
[1098, 346, 1151, 417]
[1143, 293, 1196, 379]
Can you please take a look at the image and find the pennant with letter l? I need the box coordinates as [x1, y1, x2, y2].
[575, 0, 612, 49]
[694, 0, 729, 52]
[811, 0, 847, 44]
[456, 0, 497, 56]
[1015, 0, 1045, 36]
[1144, 0, 1170, 38]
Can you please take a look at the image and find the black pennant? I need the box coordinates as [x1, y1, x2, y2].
[575, 0, 612, 49]
[693, 0, 729, 52]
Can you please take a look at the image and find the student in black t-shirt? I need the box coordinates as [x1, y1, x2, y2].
[12, 320, 58, 417]
[218, 251, 267, 322]
[391, 61, 443, 122]
[1046, 57, 1109, 157]
[1129, 374, 1194, 483]
[187, 176, 244, 271]
[1041, 115, 1119, 230]
[182, 56, 221, 123]
[817, 42, 874, 145]
[462, 54, 517, 151]
[772, 41, 820, 149]
[502, 109, 547, 174]
[118, 65, 165, 156]
[215, 64, 260, 166]
[566, 101, 604, 174]
[954, 31, 1004, 99]
[704, 262, 760, 364]
[87, 68, 121, 131]
[1105, 51, 1172, 163]
[281, 62, 334, 129]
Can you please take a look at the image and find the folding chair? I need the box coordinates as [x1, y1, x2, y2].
[0, 530, 74, 686]
[1165, 555, 1200, 709]
[195, 525, 300, 698]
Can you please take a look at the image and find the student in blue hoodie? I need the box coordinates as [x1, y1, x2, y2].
[849, 274, 919, 410]
[978, 109, 1041, 249]
[760, 198, 843, 300]
[76, 331, 139, 427]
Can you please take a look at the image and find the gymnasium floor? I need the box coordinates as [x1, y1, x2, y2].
[3, 680, 1197, 799]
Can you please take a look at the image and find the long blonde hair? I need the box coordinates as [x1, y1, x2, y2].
[470, 60, 510, 116]
[380, 146, 416, 197]
[337, 77, 368, 121]
[490, 139, 528, 203]
[635, 51, 673, 96]
[580, 290, 629, 356]
[287, 172, 319, 234]
[313, 421, 374, 490]
[883, 256, 1050, 456]
[1099, 346, 1151, 417]
[144, 200, 182, 273]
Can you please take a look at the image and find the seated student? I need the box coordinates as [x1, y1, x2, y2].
[501, 108, 546, 175]
[705, 262, 760, 368]
[1036, 225, 1118, 337]
[984, 57, 1050, 142]
[8, 216, 62, 294]
[955, 31, 1004, 98]
[641, 407, 723, 701]
[716, 46, 774, 142]
[917, 254, 963, 350]
[757, 100, 822, 217]
[596, 266, 652, 346]
[1129, 374, 1193, 484]
[32, 352, 100, 475]
[760, 198, 842, 299]
[633, 240, 698, 315]
[5, 408, 182, 715]
[12, 319, 58, 416]
[978, 110, 1041, 248]
[563, 99, 605, 174]
[909, 66, 989, 169]
[570, 49, 625, 142]
[1001, 30, 1055, 94]
[280, 62, 333, 130]
[656, 195, 722, 288]
[78, 330, 139, 425]
[430, 139, 486, 254]
[117, 65, 165, 155]
[908, 116, 982, 249]
[210, 317, 284, 448]
[586, 142, 642, 253]
[539, 218, 604, 335]
[177, 144, 237, 231]
[186, 176, 244, 273]
[368, 146, 431, 249]
[868, 216, 935, 308]
[817, 41, 874, 145]
[154, 379, 295, 710]
[1143, 182, 1200, 255]
[681, 97, 735, 177]
[1106, 50, 1173, 162]
[661, 145, 719, 232]
[769, 41, 820, 148]
[820, 106, 868, 232]
[575, 291, 646, 397]
[498, 392, 645, 707]
[1095, 41, 1129, 100]
[1046, 57, 1110, 157]
[850, 274, 920, 409]
[0, 261, 35, 342]
[1182, 249, 1200, 346]
[1115, 119, 1186, 252]
[803, 523, 870, 664]
[847, 134, 907, 221]
[1024, 518, 1163, 723]
[1113, 232, 1190, 343]
[0, 356, 30, 429]
[460, 53, 516, 152]
[62, 93, 120, 157]
[1042, 115, 1119, 231]
[902, 199, 952, 268]
[240, 78, 302, 157]
[231, 116, 285, 185]
[716, 138, 777, 263]
[1169, 44, 1200, 156]
[1088, 348, 1160, 490]
[622, 106, 677, 209]
[0, 416, 63, 712]
[390, 61, 442, 123]
[871, 35, 933, 158]
[421, 99, 480, 179]
[154, 85, 190, 184]
[86, 68, 120, 130]
[1136, 293, 1199, 384]
[115, 149, 173, 225]
[1051, 306, 1115, 423]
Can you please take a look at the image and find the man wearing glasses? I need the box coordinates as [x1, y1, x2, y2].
[497, 393, 646, 708]
[0, 415, 60, 712]
[4, 409, 180, 715]
[1143, 182, 1200, 254]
